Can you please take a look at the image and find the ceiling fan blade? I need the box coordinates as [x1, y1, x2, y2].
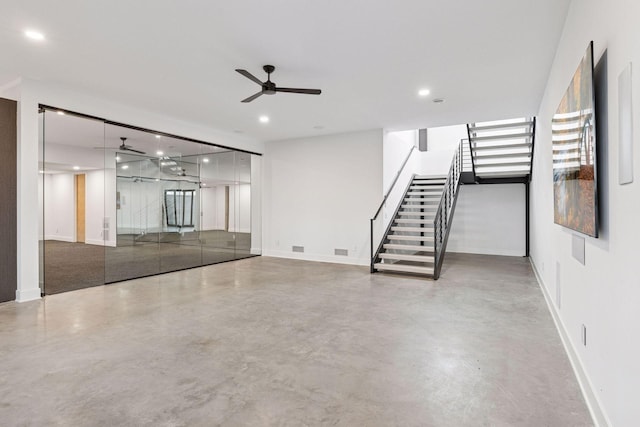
[241, 91, 264, 103]
[275, 87, 321, 95]
[124, 147, 146, 154]
[235, 69, 263, 86]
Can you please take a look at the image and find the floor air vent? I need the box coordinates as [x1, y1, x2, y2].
[292, 245, 304, 253]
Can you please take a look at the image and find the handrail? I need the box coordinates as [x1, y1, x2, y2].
[528, 117, 536, 181]
[432, 140, 463, 279]
[466, 123, 476, 178]
[370, 174, 415, 271]
[371, 145, 416, 221]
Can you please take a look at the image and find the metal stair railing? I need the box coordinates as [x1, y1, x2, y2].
[432, 140, 463, 279]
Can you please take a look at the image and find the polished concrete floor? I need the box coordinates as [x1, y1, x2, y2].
[0, 254, 592, 426]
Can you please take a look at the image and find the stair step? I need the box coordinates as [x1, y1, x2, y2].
[401, 205, 438, 211]
[470, 132, 533, 142]
[469, 121, 534, 133]
[472, 142, 532, 151]
[398, 211, 436, 217]
[407, 190, 442, 197]
[374, 263, 434, 275]
[388, 235, 434, 242]
[391, 226, 433, 233]
[414, 175, 446, 180]
[404, 199, 440, 204]
[473, 152, 531, 160]
[379, 253, 435, 263]
[409, 186, 443, 191]
[395, 219, 433, 224]
[383, 243, 434, 251]
[475, 160, 532, 168]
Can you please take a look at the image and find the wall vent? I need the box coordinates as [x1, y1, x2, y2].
[581, 324, 587, 346]
[334, 248, 348, 256]
[292, 245, 304, 253]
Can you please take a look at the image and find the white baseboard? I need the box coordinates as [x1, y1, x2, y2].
[45, 235, 74, 243]
[448, 247, 525, 257]
[84, 238, 117, 247]
[529, 258, 610, 427]
[263, 250, 369, 266]
[16, 287, 41, 302]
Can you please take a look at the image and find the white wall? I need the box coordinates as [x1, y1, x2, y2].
[531, 0, 640, 425]
[382, 130, 417, 228]
[43, 174, 75, 242]
[200, 186, 220, 230]
[85, 169, 117, 246]
[263, 129, 383, 265]
[417, 124, 467, 176]
[447, 184, 526, 256]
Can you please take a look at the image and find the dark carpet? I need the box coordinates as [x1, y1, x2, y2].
[43, 230, 255, 295]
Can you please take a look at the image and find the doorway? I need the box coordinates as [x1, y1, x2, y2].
[75, 174, 85, 243]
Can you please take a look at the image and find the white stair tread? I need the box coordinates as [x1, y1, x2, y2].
[388, 235, 434, 242]
[409, 186, 443, 191]
[406, 194, 441, 198]
[395, 219, 433, 224]
[383, 243, 434, 251]
[379, 253, 435, 263]
[399, 210, 436, 215]
[402, 205, 438, 210]
[374, 263, 434, 275]
[391, 226, 433, 233]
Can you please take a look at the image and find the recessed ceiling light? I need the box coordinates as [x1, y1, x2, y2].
[155, 135, 161, 139]
[155, 178, 160, 182]
[115, 156, 121, 162]
[433, 98, 445, 104]
[156, 150, 164, 156]
[418, 89, 431, 97]
[73, 166, 80, 170]
[39, 170, 44, 174]
[202, 158, 209, 163]
[57, 111, 65, 116]
[259, 115, 270, 124]
[24, 29, 45, 41]
[121, 165, 129, 170]
[201, 183, 207, 186]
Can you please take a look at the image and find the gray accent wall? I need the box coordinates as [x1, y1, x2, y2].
[0, 98, 17, 303]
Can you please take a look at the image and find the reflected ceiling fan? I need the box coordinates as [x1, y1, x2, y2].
[235, 65, 321, 103]
[95, 137, 146, 154]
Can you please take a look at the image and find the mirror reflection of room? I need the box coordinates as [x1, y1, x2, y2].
[39, 108, 259, 295]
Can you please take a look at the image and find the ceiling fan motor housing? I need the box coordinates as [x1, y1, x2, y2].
[263, 81, 276, 95]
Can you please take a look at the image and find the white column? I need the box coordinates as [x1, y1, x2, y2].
[16, 82, 41, 302]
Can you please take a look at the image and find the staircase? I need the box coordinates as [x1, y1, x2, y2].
[466, 117, 536, 183]
[373, 176, 444, 276]
[370, 142, 462, 279]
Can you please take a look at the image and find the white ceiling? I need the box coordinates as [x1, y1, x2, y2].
[1, 0, 571, 142]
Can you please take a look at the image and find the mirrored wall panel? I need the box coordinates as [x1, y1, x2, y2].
[39, 108, 261, 294]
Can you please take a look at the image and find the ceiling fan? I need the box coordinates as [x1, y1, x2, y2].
[95, 137, 146, 154]
[235, 65, 321, 103]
